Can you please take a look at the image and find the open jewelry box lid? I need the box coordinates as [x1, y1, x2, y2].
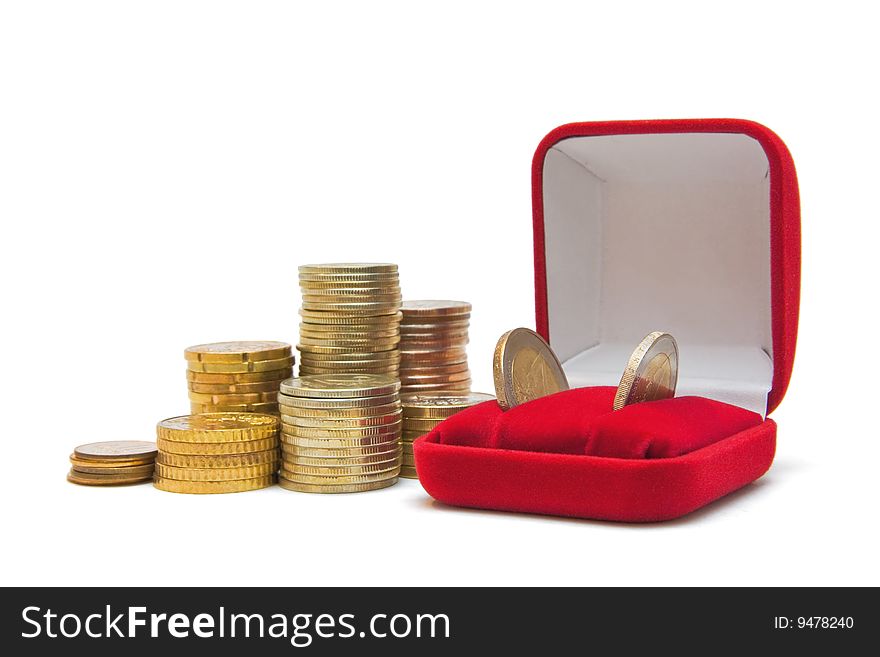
[532, 119, 800, 417]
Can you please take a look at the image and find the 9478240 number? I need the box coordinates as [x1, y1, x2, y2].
[774, 617, 854, 630]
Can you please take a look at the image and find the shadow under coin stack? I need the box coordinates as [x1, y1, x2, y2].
[399, 301, 472, 395]
[297, 263, 402, 376]
[400, 393, 495, 478]
[153, 413, 279, 494]
[68, 441, 157, 486]
[185, 341, 293, 416]
[278, 374, 402, 493]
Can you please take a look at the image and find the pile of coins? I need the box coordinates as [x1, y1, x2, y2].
[399, 300, 472, 396]
[297, 263, 402, 376]
[68, 441, 157, 486]
[154, 413, 280, 494]
[278, 374, 402, 493]
[185, 341, 293, 415]
[400, 393, 495, 478]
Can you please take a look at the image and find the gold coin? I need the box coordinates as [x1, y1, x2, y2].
[157, 436, 277, 455]
[298, 366, 399, 376]
[187, 355, 295, 374]
[190, 402, 279, 415]
[299, 279, 400, 290]
[71, 462, 155, 476]
[297, 343, 399, 355]
[299, 263, 398, 275]
[279, 402, 400, 419]
[401, 430, 427, 442]
[301, 299, 401, 311]
[188, 379, 282, 394]
[299, 310, 402, 325]
[281, 411, 401, 429]
[401, 392, 495, 418]
[280, 374, 400, 398]
[156, 448, 279, 468]
[69, 454, 155, 469]
[400, 300, 472, 317]
[399, 361, 470, 375]
[400, 348, 468, 362]
[400, 325, 469, 336]
[400, 319, 471, 330]
[157, 413, 278, 443]
[187, 390, 278, 405]
[612, 331, 679, 411]
[67, 470, 152, 486]
[400, 382, 472, 394]
[154, 462, 278, 481]
[401, 442, 414, 455]
[281, 458, 399, 477]
[399, 370, 471, 384]
[401, 453, 415, 466]
[299, 326, 400, 339]
[297, 348, 400, 361]
[301, 291, 402, 302]
[282, 449, 400, 467]
[399, 333, 470, 345]
[281, 433, 399, 449]
[400, 338, 468, 352]
[281, 443, 401, 459]
[399, 465, 418, 479]
[277, 392, 398, 409]
[297, 360, 399, 371]
[185, 368, 292, 384]
[493, 327, 569, 410]
[184, 341, 291, 364]
[298, 336, 400, 349]
[402, 418, 444, 432]
[153, 474, 276, 494]
[282, 418, 400, 436]
[74, 441, 157, 461]
[278, 468, 399, 486]
[278, 476, 397, 494]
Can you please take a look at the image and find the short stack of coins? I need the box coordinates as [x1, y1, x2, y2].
[185, 341, 293, 416]
[400, 393, 495, 478]
[297, 263, 402, 376]
[399, 300, 473, 395]
[278, 374, 402, 493]
[153, 413, 279, 494]
[68, 441, 157, 486]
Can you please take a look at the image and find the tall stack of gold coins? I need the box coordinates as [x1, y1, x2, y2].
[185, 341, 294, 416]
[398, 300, 472, 395]
[297, 264, 402, 376]
[153, 413, 279, 494]
[67, 441, 157, 486]
[277, 374, 402, 493]
[400, 393, 495, 478]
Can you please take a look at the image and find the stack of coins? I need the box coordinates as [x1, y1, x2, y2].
[399, 300, 473, 395]
[68, 441, 157, 486]
[153, 413, 279, 494]
[278, 374, 402, 493]
[297, 263, 402, 376]
[185, 341, 294, 415]
[401, 393, 495, 478]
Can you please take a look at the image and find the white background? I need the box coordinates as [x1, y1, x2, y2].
[1, 1, 877, 587]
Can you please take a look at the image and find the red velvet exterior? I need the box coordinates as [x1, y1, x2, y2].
[415, 119, 798, 522]
[532, 119, 800, 414]
[415, 417, 776, 523]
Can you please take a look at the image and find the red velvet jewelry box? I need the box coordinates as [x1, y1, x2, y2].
[413, 119, 800, 522]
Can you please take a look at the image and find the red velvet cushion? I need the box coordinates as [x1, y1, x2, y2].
[587, 396, 763, 458]
[434, 387, 762, 460]
[495, 387, 616, 453]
